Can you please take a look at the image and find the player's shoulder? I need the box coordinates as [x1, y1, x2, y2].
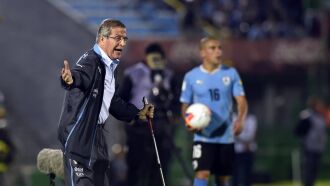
[221, 64, 236, 71]
[221, 65, 240, 75]
[185, 66, 202, 77]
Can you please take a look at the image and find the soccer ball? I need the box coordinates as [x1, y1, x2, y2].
[185, 103, 211, 129]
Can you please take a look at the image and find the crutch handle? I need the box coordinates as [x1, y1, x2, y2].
[143, 96, 149, 105]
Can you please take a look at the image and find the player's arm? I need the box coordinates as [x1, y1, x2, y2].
[181, 103, 189, 120]
[180, 74, 198, 132]
[233, 95, 248, 135]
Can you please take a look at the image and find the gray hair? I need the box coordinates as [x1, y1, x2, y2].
[96, 19, 126, 43]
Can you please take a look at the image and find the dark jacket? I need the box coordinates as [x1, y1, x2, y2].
[58, 49, 139, 167]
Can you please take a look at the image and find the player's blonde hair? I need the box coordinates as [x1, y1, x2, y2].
[199, 36, 220, 50]
[96, 19, 126, 43]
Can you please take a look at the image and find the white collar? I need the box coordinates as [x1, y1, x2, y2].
[200, 65, 221, 74]
[93, 44, 119, 68]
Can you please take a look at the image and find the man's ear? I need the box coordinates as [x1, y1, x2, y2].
[100, 35, 109, 42]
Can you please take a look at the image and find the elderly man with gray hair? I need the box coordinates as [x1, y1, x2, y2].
[58, 19, 154, 186]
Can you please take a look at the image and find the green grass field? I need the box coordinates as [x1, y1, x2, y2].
[168, 123, 330, 186]
[255, 180, 330, 186]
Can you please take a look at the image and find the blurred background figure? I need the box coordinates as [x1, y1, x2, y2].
[232, 112, 258, 186]
[294, 97, 328, 186]
[119, 42, 179, 186]
[0, 91, 15, 186]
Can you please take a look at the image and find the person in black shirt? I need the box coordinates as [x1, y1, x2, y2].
[119, 43, 179, 186]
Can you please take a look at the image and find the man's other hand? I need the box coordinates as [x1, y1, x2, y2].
[138, 104, 154, 121]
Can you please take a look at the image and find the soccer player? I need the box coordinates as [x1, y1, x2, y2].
[180, 36, 248, 186]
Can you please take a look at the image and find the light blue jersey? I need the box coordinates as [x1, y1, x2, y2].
[180, 65, 245, 144]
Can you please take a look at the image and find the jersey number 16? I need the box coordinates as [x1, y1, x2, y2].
[209, 88, 220, 101]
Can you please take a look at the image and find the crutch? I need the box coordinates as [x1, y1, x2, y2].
[143, 97, 166, 186]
